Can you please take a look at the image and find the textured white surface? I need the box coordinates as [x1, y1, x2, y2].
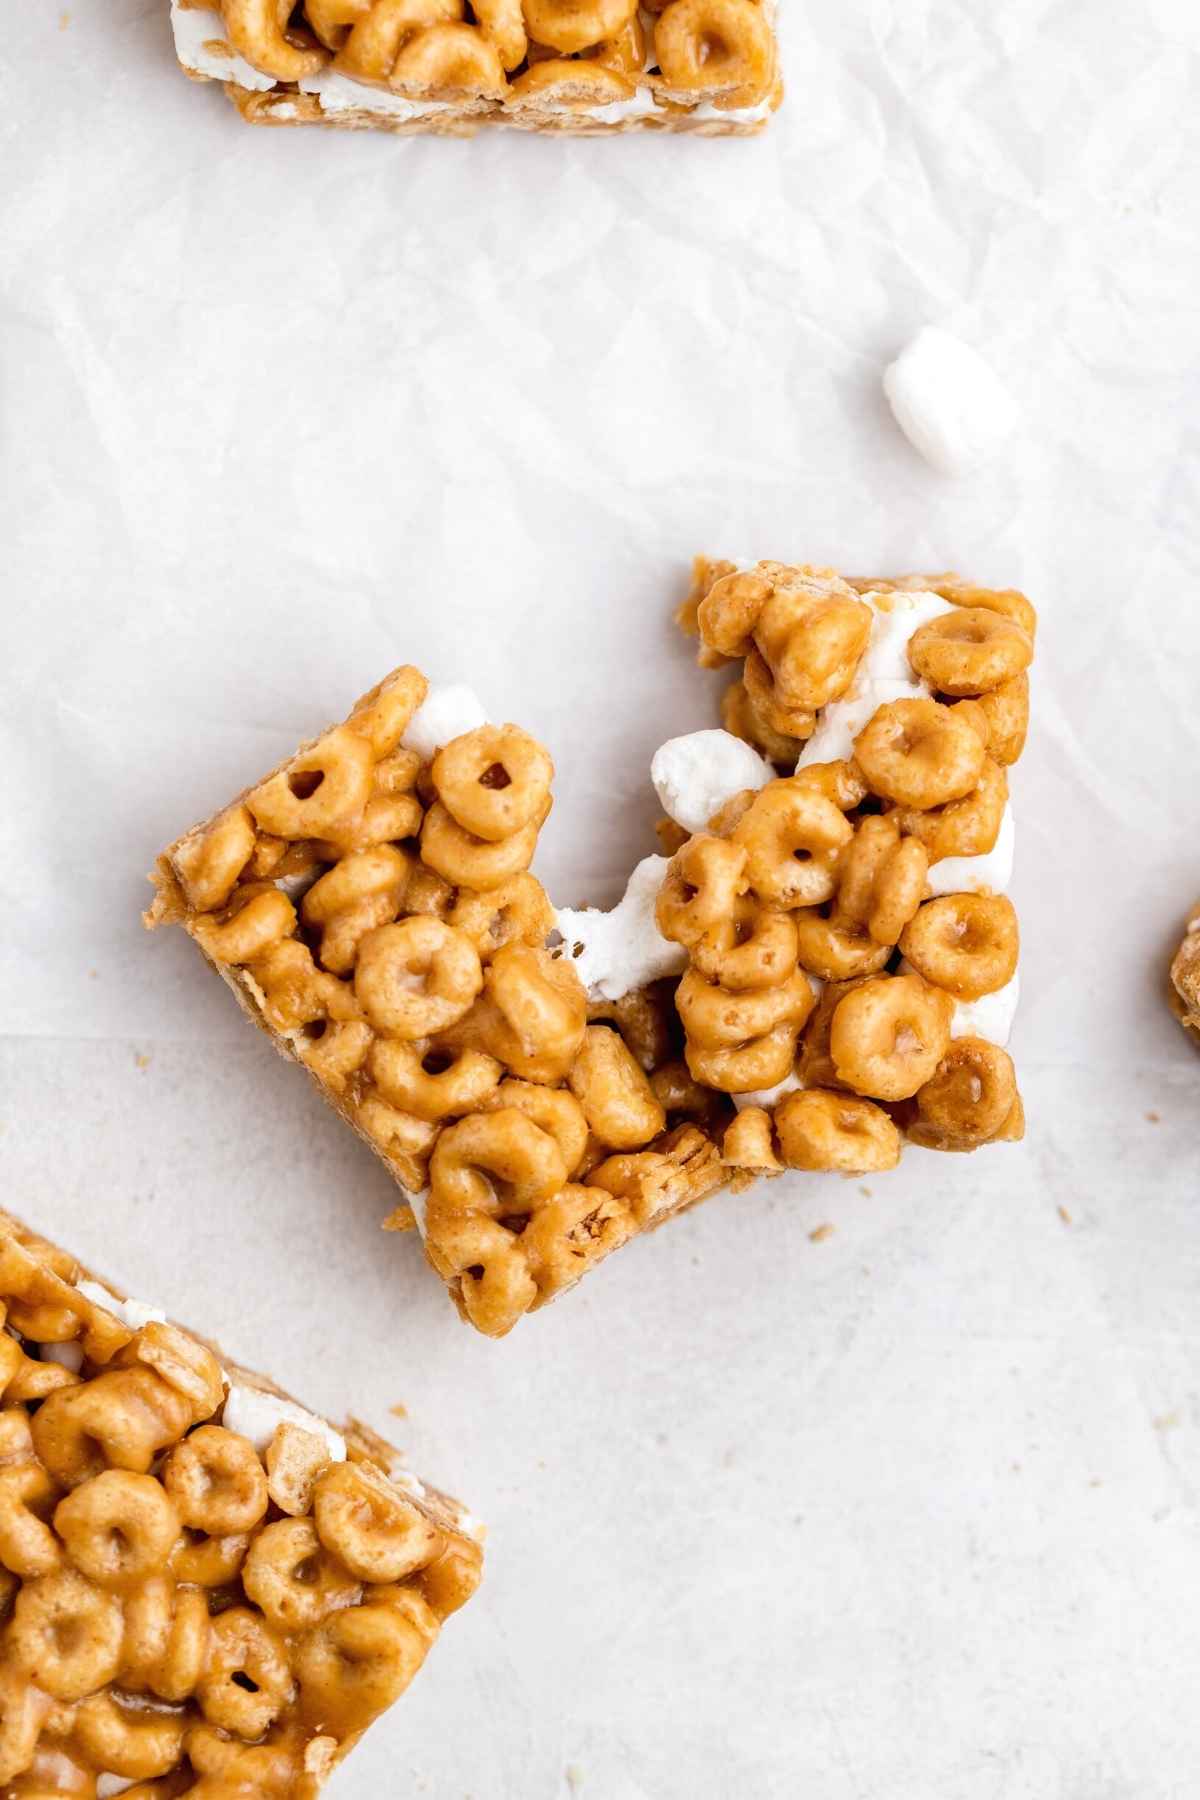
[553, 854, 687, 1000]
[3, 3, 1200, 1797]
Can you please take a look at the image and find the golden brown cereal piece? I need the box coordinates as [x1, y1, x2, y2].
[355, 916, 484, 1038]
[832, 815, 928, 947]
[732, 779, 854, 908]
[774, 1088, 901, 1173]
[370, 1037, 503, 1122]
[721, 678, 805, 765]
[586, 1124, 726, 1229]
[656, 834, 749, 948]
[890, 756, 1008, 861]
[301, 844, 412, 974]
[742, 648, 818, 740]
[654, 0, 773, 98]
[907, 608, 1033, 696]
[162, 1424, 269, 1535]
[265, 1422, 334, 1518]
[223, 0, 329, 80]
[568, 1025, 667, 1150]
[721, 1106, 782, 1171]
[172, 805, 256, 912]
[676, 965, 815, 1050]
[586, 980, 676, 1072]
[476, 943, 588, 1083]
[432, 724, 554, 842]
[907, 1037, 1019, 1150]
[900, 894, 1019, 1001]
[854, 699, 986, 810]
[829, 974, 953, 1102]
[685, 1020, 801, 1095]
[691, 896, 799, 991]
[1168, 905, 1200, 1039]
[450, 871, 556, 958]
[752, 579, 871, 712]
[521, 1183, 637, 1300]
[523, 0, 638, 55]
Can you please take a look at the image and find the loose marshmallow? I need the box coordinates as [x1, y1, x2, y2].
[222, 1384, 347, 1464]
[76, 1280, 167, 1333]
[883, 327, 1019, 476]
[796, 590, 951, 769]
[927, 804, 1014, 897]
[169, 2, 277, 90]
[403, 685, 488, 762]
[951, 972, 1020, 1048]
[554, 856, 686, 1003]
[651, 729, 773, 835]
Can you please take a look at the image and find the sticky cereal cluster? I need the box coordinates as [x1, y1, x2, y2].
[0, 1214, 480, 1796]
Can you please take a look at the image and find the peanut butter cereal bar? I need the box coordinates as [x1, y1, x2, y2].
[168, 0, 782, 136]
[0, 1210, 482, 1796]
[1168, 900, 1200, 1045]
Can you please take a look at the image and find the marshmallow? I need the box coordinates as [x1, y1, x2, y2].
[403, 684, 488, 762]
[927, 804, 1014, 897]
[951, 972, 1020, 1047]
[553, 856, 687, 1003]
[75, 1280, 167, 1334]
[169, 2, 277, 90]
[798, 676, 920, 768]
[651, 729, 773, 835]
[883, 327, 1019, 476]
[222, 1384, 347, 1463]
[732, 1071, 804, 1113]
[796, 590, 951, 769]
[37, 1340, 84, 1372]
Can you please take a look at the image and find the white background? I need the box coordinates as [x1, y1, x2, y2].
[4, 2, 1200, 1796]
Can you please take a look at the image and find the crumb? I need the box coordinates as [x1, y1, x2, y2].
[1145, 1111, 1161, 1123]
[809, 1223, 835, 1243]
[1057, 1205, 1072, 1226]
[134, 1052, 151, 1071]
[1152, 1411, 1180, 1433]
[858, 1186, 872, 1197]
[382, 1204, 417, 1233]
[59, 9, 70, 26]
[1088, 1478, 1102, 1488]
[88, 968, 98, 979]
[388, 1403, 409, 1420]
[565, 1767, 585, 1795]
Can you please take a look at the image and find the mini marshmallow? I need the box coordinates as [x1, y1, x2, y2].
[951, 972, 1020, 1047]
[732, 1071, 804, 1113]
[37, 1340, 84, 1373]
[169, 2, 277, 90]
[222, 1383, 347, 1464]
[927, 804, 1015, 898]
[403, 684, 488, 762]
[796, 590, 949, 770]
[75, 1280, 167, 1334]
[651, 729, 773, 835]
[883, 327, 1019, 476]
[554, 856, 687, 1003]
[798, 676, 920, 768]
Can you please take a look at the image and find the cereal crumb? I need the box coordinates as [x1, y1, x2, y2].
[858, 1186, 872, 1197]
[1057, 1205, 1072, 1226]
[59, 9, 70, 26]
[389, 1402, 409, 1420]
[1152, 1411, 1181, 1434]
[134, 1052, 151, 1071]
[1145, 1111, 1161, 1123]
[809, 1223, 835, 1243]
[382, 1204, 417, 1233]
[565, 1768, 585, 1794]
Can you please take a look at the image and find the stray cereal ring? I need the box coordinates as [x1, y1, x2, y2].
[908, 608, 1033, 697]
[390, 22, 508, 96]
[653, 0, 772, 95]
[909, 1037, 1018, 1149]
[853, 698, 985, 810]
[774, 1088, 901, 1173]
[732, 779, 854, 908]
[432, 725, 553, 844]
[354, 917, 483, 1039]
[899, 894, 1019, 1001]
[829, 974, 952, 1101]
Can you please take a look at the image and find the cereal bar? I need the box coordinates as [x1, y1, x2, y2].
[0, 1209, 482, 1795]
[168, 0, 782, 136]
[1168, 900, 1200, 1045]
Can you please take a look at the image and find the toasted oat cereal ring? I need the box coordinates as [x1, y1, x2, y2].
[656, 834, 749, 949]
[911, 1037, 1018, 1148]
[834, 816, 928, 948]
[299, 1017, 375, 1094]
[586, 9, 645, 70]
[472, 0, 527, 64]
[72, 1691, 187, 1781]
[677, 965, 815, 1051]
[416, 1529, 483, 1623]
[720, 678, 804, 766]
[32, 1368, 192, 1490]
[186, 1722, 306, 1791]
[650, 1058, 726, 1121]
[482, 1079, 589, 1174]
[684, 1022, 799, 1094]
[520, 1182, 635, 1302]
[432, 725, 553, 843]
[7, 1567, 123, 1701]
[301, 845, 412, 975]
[296, 1589, 438, 1739]
[754, 588, 872, 712]
[721, 1106, 782, 1172]
[908, 607, 1033, 697]
[829, 974, 952, 1101]
[172, 805, 256, 913]
[832, 816, 898, 927]
[742, 649, 818, 741]
[482, 943, 587, 1083]
[335, 0, 463, 77]
[354, 917, 483, 1039]
[369, 1037, 503, 1122]
[0, 1464, 61, 1579]
[348, 664, 428, 759]
[315, 1461, 443, 1585]
[792, 910, 890, 983]
[522, 0, 637, 54]
[654, 0, 772, 93]
[793, 759, 868, 811]
[568, 1026, 667, 1151]
[162, 1424, 269, 1536]
[691, 896, 798, 991]
[421, 802, 542, 890]
[732, 779, 854, 908]
[450, 873, 555, 959]
[0, 1670, 44, 1791]
[120, 1576, 210, 1703]
[248, 727, 374, 839]
[172, 1529, 251, 1588]
[973, 672, 1029, 765]
[314, 791, 424, 859]
[891, 756, 1008, 861]
[853, 698, 985, 809]
[775, 1088, 901, 1173]
[430, 1107, 567, 1217]
[197, 1606, 293, 1739]
[899, 894, 1018, 1001]
[306, 0, 371, 52]
[926, 576, 1037, 640]
[509, 58, 635, 100]
[243, 1516, 363, 1633]
[193, 886, 296, 966]
[54, 1471, 179, 1591]
[248, 937, 359, 1034]
[391, 22, 507, 93]
[697, 570, 771, 657]
[223, 0, 328, 79]
[422, 1209, 538, 1338]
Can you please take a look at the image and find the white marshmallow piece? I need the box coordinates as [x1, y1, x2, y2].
[169, 2, 277, 90]
[928, 804, 1015, 898]
[651, 729, 773, 835]
[951, 972, 1020, 1048]
[732, 1071, 804, 1113]
[883, 327, 1020, 476]
[798, 676, 920, 768]
[554, 856, 686, 1003]
[299, 71, 450, 118]
[222, 1383, 347, 1464]
[75, 1280, 167, 1334]
[402, 684, 488, 762]
[37, 1340, 85, 1372]
[796, 590, 951, 770]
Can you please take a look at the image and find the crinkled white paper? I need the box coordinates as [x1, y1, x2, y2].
[2, 2, 1200, 1795]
